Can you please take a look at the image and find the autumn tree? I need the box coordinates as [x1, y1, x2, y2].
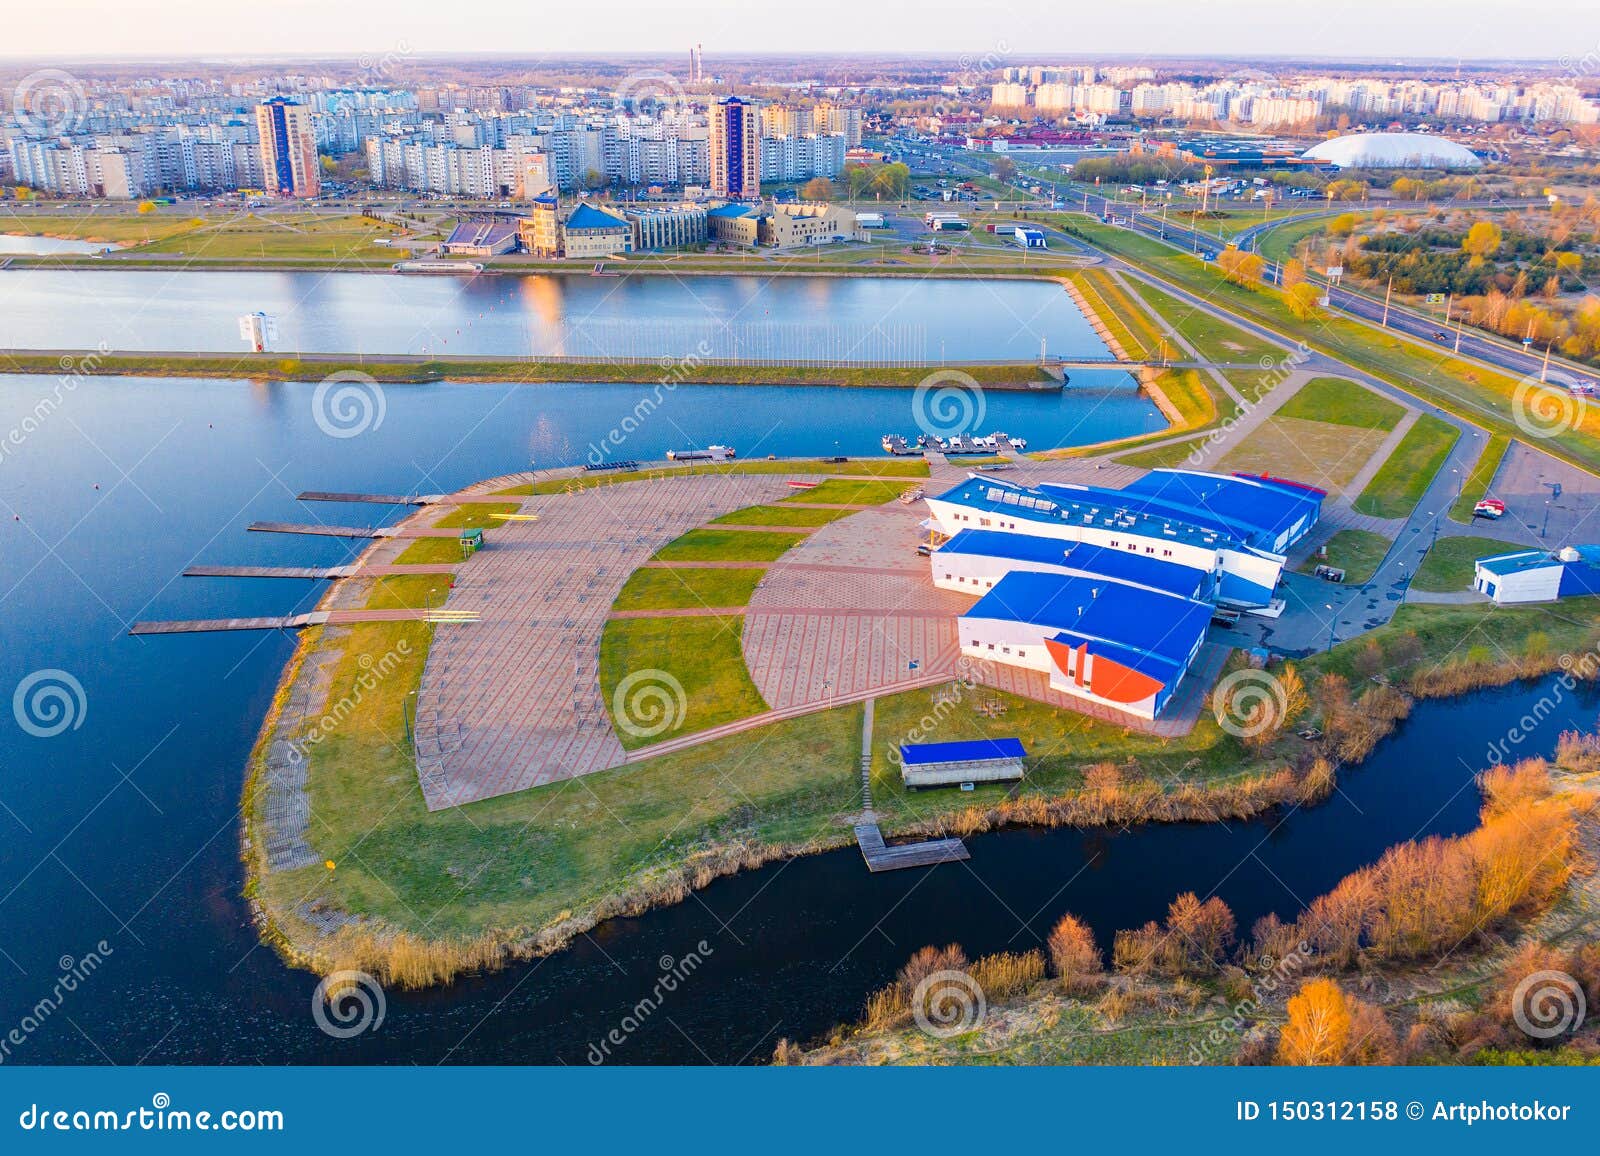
[1281, 258, 1307, 290]
[1286, 282, 1323, 321]
[1217, 247, 1264, 287]
[1047, 913, 1103, 994]
[1461, 220, 1503, 260]
[1277, 978, 1352, 1065]
[800, 176, 836, 202]
[1277, 978, 1402, 1066]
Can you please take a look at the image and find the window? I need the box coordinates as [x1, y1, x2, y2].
[1002, 647, 1011, 655]
[979, 518, 991, 527]
[987, 643, 995, 650]
[1163, 549, 1172, 557]
[1146, 546, 1155, 554]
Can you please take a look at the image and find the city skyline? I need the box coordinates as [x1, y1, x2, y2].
[3, 0, 1593, 60]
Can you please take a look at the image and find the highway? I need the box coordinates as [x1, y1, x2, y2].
[1067, 185, 1594, 388]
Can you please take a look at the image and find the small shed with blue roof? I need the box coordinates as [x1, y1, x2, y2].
[1474, 545, 1600, 604]
[897, 737, 1027, 789]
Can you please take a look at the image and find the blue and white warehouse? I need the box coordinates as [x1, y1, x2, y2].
[959, 570, 1214, 720]
[1474, 546, 1600, 604]
[924, 469, 1323, 612]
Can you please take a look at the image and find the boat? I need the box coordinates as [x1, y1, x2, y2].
[666, 444, 736, 462]
[392, 259, 483, 275]
[881, 434, 922, 456]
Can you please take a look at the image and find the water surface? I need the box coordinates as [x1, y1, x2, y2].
[0, 372, 1576, 1065]
[0, 271, 1108, 363]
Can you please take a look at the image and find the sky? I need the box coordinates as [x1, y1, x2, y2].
[2, 0, 1589, 61]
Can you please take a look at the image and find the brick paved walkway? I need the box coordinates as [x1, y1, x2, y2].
[742, 504, 973, 711]
[413, 472, 797, 810]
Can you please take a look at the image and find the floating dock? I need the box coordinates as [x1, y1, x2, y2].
[295, 491, 447, 506]
[183, 564, 356, 580]
[130, 613, 327, 635]
[854, 823, 970, 873]
[247, 521, 382, 539]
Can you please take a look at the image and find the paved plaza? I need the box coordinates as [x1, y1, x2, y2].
[743, 505, 973, 710]
[413, 471, 797, 810]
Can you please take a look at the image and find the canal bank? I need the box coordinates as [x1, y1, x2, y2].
[7, 373, 1597, 1065]
[235, 456, 1600, 996]
[0, 350, 1072, 389]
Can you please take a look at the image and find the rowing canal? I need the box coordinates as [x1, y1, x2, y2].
[0, 270, 1111, 362]
[0, 373, 1589, 1064]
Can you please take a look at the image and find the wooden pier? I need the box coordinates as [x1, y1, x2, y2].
[854, 823, 969, 873]
[247, 521, 383, 539]
[183, 564, 356, 580]
[296, 491, 448, 506]
[129, 612, 328, 635]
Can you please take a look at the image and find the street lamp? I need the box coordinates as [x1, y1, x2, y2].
[1324, 603, 1336, 653]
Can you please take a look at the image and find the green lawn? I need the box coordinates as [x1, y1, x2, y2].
[778, 478, 918, 505]
[651, 528, 808, 563]
[140, 212, 406, 261]
[711, 504, 856, 527]
[612, 566, 766, 611]
[1448, 434, 1512, 524]
[494, 458, 928, 497]
[1412, 535, 1525, 593]
[429, 502, 520, 530]
[264, 614, 860, 943]
[1275, 376, 1405, 431]
[392, 537, 470, 564]
[1115, 436, 1208, 468]
[1127, 280, 1283, 365]
[1297, 529, 1392, 584]
[0, 209, 197, 245]
[363, 574, 450, 611]
[1352, 414, 1460, 519]
[599, 615, 769, 748]
[866, 678, 1242, 828]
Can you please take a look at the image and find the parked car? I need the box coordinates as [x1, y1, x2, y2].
[1473, 498, 1506, 520]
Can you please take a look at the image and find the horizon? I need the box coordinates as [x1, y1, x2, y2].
[4, 0, 1591, 62]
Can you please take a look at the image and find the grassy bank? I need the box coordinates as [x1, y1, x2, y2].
[1449, 434, 1512, 523]
[494, 458, 928, 497]
[1412, 535, 1525, 592]
[1352, 414, 1459, 518]
[0, 350, 1060, 390]
[1062, 217, 1600, 477]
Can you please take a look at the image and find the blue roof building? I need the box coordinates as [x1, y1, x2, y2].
[933, 529, 1214, 601]
[924, 469, 1308, 610]
[959, 571, 1213, 719]
[896, 737, 1028, 788]
[1474, 545, 1600, 604]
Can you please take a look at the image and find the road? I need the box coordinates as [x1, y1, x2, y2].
[1069, 185, 1593, 388]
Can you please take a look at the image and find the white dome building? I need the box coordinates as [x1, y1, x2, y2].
[1301, 132, 1481, 170]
